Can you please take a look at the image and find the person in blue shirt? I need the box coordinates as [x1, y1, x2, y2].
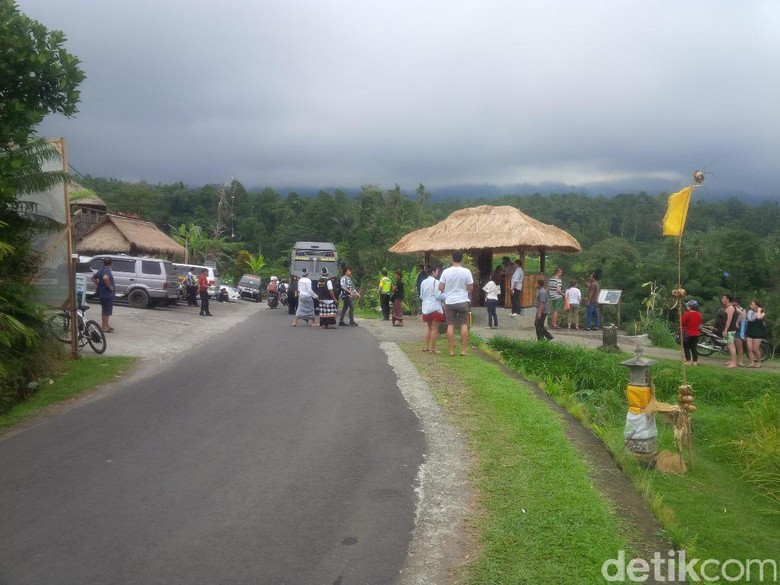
[93, 258, 115, 332]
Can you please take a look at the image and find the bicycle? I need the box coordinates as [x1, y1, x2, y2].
[49, 304, 107, 354]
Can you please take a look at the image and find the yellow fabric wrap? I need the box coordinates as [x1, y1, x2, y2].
[627, 385, 652, 414]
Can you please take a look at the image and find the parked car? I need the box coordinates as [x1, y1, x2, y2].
[172, 263, 220, 298]
[237, 274, 263, 302]
[217, 285, 241, 302]
[85, 254, 179, 309]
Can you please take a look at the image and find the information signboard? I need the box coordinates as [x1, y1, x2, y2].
[598, 289, 623, 305]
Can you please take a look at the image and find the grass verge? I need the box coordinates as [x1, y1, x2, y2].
[0, 356, 138, 432]
[404, 344, 636, 584]
[485, 337, 780, 572]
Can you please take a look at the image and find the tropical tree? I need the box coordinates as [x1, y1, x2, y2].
[1, 0, 85, 411]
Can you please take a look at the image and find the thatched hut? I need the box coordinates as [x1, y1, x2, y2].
[389, 205, 581, 307]
[69, 183, 108, 240]
[75, 214, 185, 259]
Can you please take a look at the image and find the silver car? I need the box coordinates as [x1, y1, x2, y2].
[86, 254, 180, 308]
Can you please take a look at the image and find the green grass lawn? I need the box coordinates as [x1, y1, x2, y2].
[0, 355, 138, 431]
[405, 345, 637, 584]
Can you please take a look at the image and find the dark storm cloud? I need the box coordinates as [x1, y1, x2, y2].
[17, 0, 780, 198]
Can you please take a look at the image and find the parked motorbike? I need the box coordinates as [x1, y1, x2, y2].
[697, 324, 773, 362]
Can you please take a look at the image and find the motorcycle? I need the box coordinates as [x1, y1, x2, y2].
[697, 324, 773, 362]
[279, 283, 288, 306]
[267, 290, 279, 309]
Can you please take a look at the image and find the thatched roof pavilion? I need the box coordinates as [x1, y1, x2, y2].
[389, 205, 581, 306]
[75, 214, 185, 259]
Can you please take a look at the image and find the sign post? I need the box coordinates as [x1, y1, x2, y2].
[598, 289, 623, 328]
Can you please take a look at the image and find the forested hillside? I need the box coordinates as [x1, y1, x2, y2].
[78, 176, 780, 341]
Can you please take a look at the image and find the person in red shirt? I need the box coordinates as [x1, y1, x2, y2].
[681, 299, 703, 366]
[198, 268, 213, 317]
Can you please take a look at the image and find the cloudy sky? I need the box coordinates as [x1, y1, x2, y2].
[17, 0, 780, 199]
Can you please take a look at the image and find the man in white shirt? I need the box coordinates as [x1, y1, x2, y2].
[292, 268, 316, 327]
[510, 259, 524, 316]
[438, 250, 474, 356]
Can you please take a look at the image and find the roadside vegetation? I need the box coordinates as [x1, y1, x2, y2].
[484, 337, 779, 566]
[0, 356, 137, 432]
[404, 344, 636, 584]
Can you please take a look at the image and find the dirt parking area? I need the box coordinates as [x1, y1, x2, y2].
[88, 298, 265, 366]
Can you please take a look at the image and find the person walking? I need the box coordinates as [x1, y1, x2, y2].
[198, 268, 213, 316]
[564, 279, 581, 330]
[92, 257, 115, 332]
[292, 269, 317, 327]
[438, 251, 474, 356]
[547, 267, 564, 329]
[745, 299, 768, 368]
[681, 300, 703, 366]
[585, 270, 601, 330]
[378, 270, 392, 321]
[510, 259, 524, 317]
[339, 267, 360, 326]
[420, 265, 445, 353]
[534, 278, 554, 341]
[391, 270, 405, 327]
[317, 277, 338, 329]
[482, 272, 501, 328]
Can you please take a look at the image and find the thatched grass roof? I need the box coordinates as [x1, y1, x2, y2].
[70, 189, 107, 210]
[389, 205, 581, 255]
[75, 214, 185, 257]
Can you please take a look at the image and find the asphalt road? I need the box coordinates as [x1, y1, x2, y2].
[0, 305, 426, 584]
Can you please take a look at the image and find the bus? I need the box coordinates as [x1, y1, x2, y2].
[290, 242, 339, 281]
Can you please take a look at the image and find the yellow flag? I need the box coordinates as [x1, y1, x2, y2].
[663, 186, 693, 237]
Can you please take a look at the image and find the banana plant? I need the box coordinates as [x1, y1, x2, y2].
[169, 223, 202, 263]
[246, 253, 266, 275]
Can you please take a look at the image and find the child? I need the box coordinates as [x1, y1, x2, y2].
[564, 280, 582, 330]
[482, 272, 501, 328]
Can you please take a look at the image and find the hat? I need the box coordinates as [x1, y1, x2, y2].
[686, 299, 699, 309]
[270, 275, 278, 281]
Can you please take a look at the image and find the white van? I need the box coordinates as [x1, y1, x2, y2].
[173, 263, 220, 298]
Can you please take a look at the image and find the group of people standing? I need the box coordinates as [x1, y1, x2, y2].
[481, 263, 602, 341]
[291, 267, 360, 329]
[675, 294, 768, 368]
[716, 294, 768, 368]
